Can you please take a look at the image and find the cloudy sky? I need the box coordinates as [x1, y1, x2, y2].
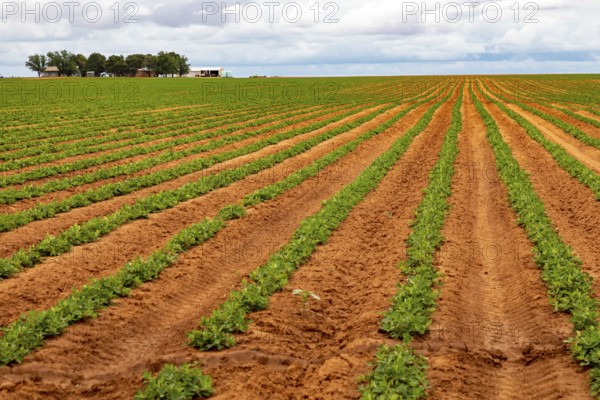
[1, 0, 599, 77]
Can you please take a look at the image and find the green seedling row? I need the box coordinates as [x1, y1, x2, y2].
[0, 105, 395, 278]
[0, 105, 341, 202]
[0, 99, 410, 365]
[484, 80, 600, 150]
[360, 84, 463, 399]
[476, 82, 600, 200]
[0, 103, 317, 188]
[0, 103, 306, 172]
[473, 84, 600, 398]
[133, 87, 437, 400]
[0, 105, 370, 234]
[186, 88, 453, 351]
[0, 103, 245, 157]
[133, 84, 456, 400]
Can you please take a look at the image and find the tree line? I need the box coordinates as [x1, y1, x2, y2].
[26, 51, 191, 77]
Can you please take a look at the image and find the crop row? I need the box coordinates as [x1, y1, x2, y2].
[500, 77, 600, 105]
[0, 104, 317, 188]
[0, 86, 303, 145]
[0, 102, 271, 166]
[0, 109, 146, 145]
[132, 84, 456, 400]
[134, 364, 214, 400]
[588, 108, 600, 117]
[494, 78, 600, 131]
[0, 105, 289, 166]
[0, 105, 396, 278]
[0, 104, 271, 151]
[472, 84, 600, 398]
[476, 82, 600, 199]
[0, 102, 304, 171]
[186, 89, 451, 352]
[484, 80, 600, 150]
[0, 105, 339, 203]
[345, 77, 452, 106]
[0, 103, 226, 149]
[360, 84, 463, 399]
[550, 105, 600, 129]
[0, 91, 187, 135]
[0, 97, 416, 365]
[0, 105, 369, 234]
[0, 104, 228, 156]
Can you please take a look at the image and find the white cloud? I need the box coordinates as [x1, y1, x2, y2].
[1, 0, 599, 76]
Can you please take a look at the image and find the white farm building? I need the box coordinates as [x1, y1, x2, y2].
[186, 67, 223, 78]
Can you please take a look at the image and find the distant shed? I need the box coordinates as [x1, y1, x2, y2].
[41, 66, 59, 77]
[135, 67, 154, 77]
[186, 67, 224, 78]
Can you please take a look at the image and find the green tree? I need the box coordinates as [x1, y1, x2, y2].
[143, 54, 157, 72]
[125, 53, 146, 75]
[155, 51, 179, 76]
[85, 52, 106, 76]
[73, 54, 87, 77]
[106, 55, 128, 76]
[178, 55, 190, 77]
[167, 52, 190, 76]
[46, 50, 78, 76]
[25, 54, 47, 77]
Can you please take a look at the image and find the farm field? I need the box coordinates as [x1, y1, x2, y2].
[0, 75, 599, 399]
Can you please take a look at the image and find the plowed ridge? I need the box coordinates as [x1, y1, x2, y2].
[0, 96, 434, 399]
[414, 86, 590, 399]
[0, 76, 597, 399]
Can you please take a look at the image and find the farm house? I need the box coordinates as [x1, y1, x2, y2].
[135, 67, 154, 77]
[40, 66, 59, 77]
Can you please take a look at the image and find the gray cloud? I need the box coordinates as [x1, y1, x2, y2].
[1, 0, 599, 76]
